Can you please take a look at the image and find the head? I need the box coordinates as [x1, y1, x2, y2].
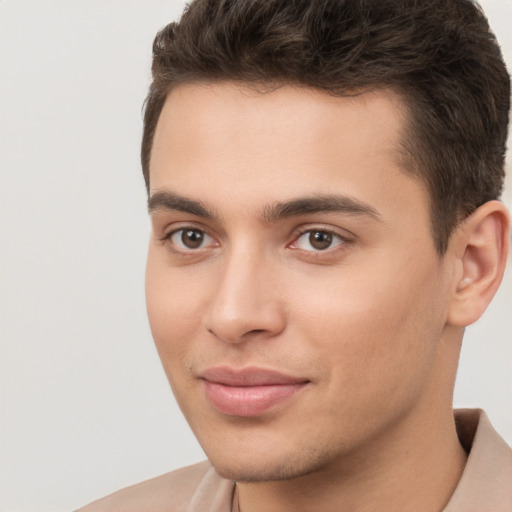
[143, 0, 510, 483]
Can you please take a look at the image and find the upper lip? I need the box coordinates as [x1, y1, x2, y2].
[199, 366, 309, 386]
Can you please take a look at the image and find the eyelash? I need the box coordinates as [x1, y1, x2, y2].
[159, 225, 352, 257]
[159, 227, 218, 254]
[288, 227, 351, 255]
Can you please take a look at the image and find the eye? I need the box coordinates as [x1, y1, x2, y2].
[292, 229, 345, 251]
[168, 228, 215, 251]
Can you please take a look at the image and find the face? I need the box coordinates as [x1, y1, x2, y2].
[146, 82, 455, 482]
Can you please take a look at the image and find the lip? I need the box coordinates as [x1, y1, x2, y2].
[200, 366, 310, 417]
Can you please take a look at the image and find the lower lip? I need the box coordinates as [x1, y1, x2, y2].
[203, 381, 307, 417]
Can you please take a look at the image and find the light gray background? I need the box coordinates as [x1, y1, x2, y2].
[0, 1, 511, 511]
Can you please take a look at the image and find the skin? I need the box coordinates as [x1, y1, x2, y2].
[145, 82, 507, 512]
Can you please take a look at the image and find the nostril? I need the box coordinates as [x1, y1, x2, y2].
[204, 283, 287, 343]
[207, 326, 279, 344]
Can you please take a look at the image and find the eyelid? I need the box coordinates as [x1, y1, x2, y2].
[158, 221, 212, 241]
[290, 224, 352, 242]
[158, 223, 220, 255]
[287, 225, 353, 254]
[157, 222, 353, 258]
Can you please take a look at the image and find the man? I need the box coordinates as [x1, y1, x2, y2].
[78, 0, 511, 510]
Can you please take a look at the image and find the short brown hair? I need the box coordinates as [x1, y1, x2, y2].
[141, 0, 510, 254]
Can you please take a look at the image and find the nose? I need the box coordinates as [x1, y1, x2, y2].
[203, 250, 286, 344]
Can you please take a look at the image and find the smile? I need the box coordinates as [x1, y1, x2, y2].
[200, 367, 310, 417]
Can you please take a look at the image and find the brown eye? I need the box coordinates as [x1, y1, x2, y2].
[169, 228, 214, 251]
[309, 231, 332, 250]
[292, 229, 346, 252]
[181, 229, 204, 248]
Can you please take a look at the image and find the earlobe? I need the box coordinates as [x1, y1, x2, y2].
[447, 200, 510, 327]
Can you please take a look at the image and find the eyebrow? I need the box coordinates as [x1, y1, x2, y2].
[148, 190, 382, 223]
[263, 194, 382, 223]
[148, 191, 217, 219]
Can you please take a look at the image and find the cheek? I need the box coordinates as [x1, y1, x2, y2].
[145, 253, 206, 365]
[294, 261, 443, 413]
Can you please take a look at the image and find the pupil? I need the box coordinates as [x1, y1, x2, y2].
[182, 229, 204, 248]
[309, 231, 332, 250]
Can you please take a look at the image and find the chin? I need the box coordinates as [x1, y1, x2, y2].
[208, 446, 332, 483]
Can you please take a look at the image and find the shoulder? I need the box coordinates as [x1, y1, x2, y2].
[75, 461, 234, 512]
[445, 409, 512, 511]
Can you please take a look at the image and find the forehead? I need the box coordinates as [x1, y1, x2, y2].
[151, 82, 409, 175]
[149, 82, 428, 228]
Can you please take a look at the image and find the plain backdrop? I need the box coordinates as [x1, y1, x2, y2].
[0, 1, 511, 511]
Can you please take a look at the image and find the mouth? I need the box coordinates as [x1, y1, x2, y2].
[199, 366, 310, 417]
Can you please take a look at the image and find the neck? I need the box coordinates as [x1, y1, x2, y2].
[236, 404, 467, 512]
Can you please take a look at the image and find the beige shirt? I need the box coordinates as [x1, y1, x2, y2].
[76, 409, 512, 511]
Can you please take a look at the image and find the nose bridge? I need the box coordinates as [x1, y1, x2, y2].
[204, 242, 285, 343]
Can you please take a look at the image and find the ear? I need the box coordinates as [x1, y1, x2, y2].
[447, 200, 510, 327]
